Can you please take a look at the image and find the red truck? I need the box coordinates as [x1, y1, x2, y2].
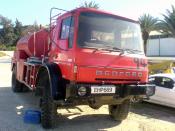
[11, 7, 155, 128]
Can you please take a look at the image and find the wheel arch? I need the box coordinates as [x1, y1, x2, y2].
[36, 63, 63, 99]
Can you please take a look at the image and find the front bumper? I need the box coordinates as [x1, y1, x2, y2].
[66, 83, 155, 99]
[126, 84, 155, 97]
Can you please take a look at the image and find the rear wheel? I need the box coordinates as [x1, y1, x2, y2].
[39, 71, 57, 129]
[11, 66, 29, 92]
[11, 67, 23, 92]
[108, 100, 130, 121]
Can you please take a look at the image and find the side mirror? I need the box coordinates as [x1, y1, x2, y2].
[59, 39, 69, 50]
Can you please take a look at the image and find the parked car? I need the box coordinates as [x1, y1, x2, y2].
[146, 74, 175, 108]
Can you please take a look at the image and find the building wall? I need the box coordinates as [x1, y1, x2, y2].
[147, 38, 175, 56]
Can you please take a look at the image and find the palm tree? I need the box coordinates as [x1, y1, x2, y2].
[80, 1, 99, 9]
[138, 14, 158, 54]
[159, 5, 175, 37]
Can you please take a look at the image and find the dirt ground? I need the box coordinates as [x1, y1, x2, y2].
[0, 52, 175, 131]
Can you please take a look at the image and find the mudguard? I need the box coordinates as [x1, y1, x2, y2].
[37, 63, 63, 99]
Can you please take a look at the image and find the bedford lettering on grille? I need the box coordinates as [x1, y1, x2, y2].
[96, 70, 143, 77]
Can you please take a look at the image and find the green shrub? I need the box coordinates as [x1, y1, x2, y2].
[0, 44, 16, 51]
[0, 44, 6, 50]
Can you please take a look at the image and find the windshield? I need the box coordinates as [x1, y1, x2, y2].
[77, 12, 143, 52]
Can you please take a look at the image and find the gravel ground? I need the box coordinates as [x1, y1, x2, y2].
[0, 53, 175, 131]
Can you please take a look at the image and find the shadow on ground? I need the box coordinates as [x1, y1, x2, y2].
[1, 86, 175, 130]
[54, 114, 120, 131]
[0, 86, 120, 131]
[130, 102, 175, 123]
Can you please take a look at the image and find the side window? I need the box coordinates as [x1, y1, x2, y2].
[161, 77, 174, 89]
[60, 16, 74, 48]
[155, 77, 174, 89]
[154, 77, 163, 87]
[69, 17, 74, 48]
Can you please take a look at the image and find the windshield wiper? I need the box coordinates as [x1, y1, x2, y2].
[105, 47, 143, 55]
[123, 48, 143, 54]
[102, 46, 125, 54]
[81, 45, 125, 54]
[84, 41, 124, 53]
[80, 45, 105, 52]
[81, 44, 143, 54]
[112, 47, 124, 51]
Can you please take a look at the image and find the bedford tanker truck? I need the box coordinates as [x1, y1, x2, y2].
[11, 7, 155, 128]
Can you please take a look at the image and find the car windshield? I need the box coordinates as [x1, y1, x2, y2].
[77, 12, 143, 53]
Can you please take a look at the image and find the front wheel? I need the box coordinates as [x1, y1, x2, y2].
[39, 72, 57, 129]
[41, 88, 57, 129]
[108, 100, 130, 121]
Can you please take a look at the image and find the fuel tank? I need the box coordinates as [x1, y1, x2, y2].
[16, 29, 49, 57]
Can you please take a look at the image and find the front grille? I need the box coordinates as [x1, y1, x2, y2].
[95, 78, 140, 82]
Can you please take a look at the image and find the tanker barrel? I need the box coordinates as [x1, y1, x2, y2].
[16, 29, 49, 58]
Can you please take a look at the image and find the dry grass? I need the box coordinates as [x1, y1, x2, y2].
[0, 52, 6, 57]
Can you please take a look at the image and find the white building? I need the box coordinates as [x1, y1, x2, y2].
[147, 32, 175, 56]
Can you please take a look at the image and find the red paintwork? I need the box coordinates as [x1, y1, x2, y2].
[76, 49, 147, 84]
[16, 29, 49, 57]
[12, 8, 148, 90]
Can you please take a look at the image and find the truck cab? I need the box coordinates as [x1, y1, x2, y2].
[11, 8, 155, 129]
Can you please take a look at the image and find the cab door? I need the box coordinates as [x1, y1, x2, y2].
[49, 15, 76, 80]
[170, 85, 175, 107]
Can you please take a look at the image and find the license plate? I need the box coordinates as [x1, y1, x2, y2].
[91, 85, 116, 94]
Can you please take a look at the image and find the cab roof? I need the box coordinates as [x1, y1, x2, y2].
[68, 8, 139, 24]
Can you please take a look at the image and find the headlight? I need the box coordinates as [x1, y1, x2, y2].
[78, 86, 87, 96]
[146, 85, 155, 96]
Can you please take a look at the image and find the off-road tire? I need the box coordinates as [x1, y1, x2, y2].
[12, 66, 29, 92]
[40, 73, 57, 129]
[108, 100, 130, 121]
[12, 67, 23, 92]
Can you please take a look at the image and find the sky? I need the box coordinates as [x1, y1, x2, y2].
[0, 0, 175, 25]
